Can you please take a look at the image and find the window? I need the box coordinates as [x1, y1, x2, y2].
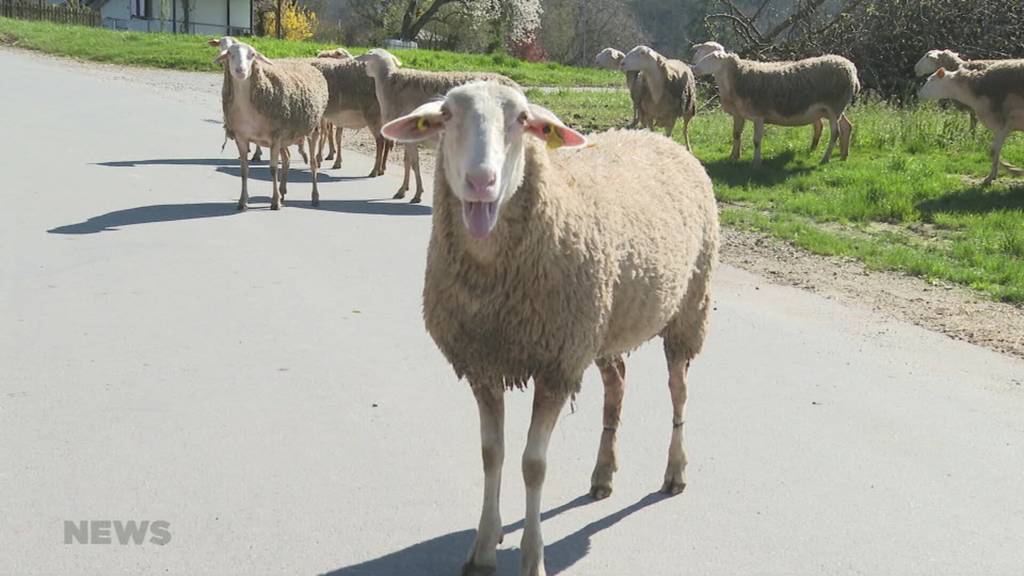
[131, 0, 153, 19]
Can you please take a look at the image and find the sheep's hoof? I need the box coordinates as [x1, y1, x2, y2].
[393, 190, 407, 200]
[981, 177, 995, 187]
[237, 202, 247, 211]
[325, 152, 334, 160]
[410, 195, 422, 204]
[270, 201, 281, 211]
[332, 161, 342, 170]
[660, 478, 686, 496]
[589, 484, 613, 500]
[460, 561, 496, 576]
[312, 196, 320, 208]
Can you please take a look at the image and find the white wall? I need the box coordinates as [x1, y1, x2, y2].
[100, 0, 250, 34]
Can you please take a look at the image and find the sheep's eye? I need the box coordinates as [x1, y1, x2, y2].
[247, 53, 255, 60]
[517, 111, 528, 126]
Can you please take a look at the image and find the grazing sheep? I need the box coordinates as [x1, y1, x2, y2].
[693, 50, 859, 166]
[359, 48, 520, 203]
[915, 49, 1001, 131]
[218, 42, 328, 210]
[309, 57, 393, 177]
[595, 47, 650, 129]
[621, 45, 697, 149]
[382, 82, 718, 576]
[317, 47, 353, 60]
[693, 41, 825, 151]
[919, 62, 1024, 185]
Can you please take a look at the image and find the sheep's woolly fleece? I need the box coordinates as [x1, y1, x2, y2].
[310, 58, 382, 129]
[423, 130, 719, 394]
[221, 59, 328, 144]
[957, 60, 1024, 119]
[647, 57, 696, 126]
[724, 54, 859, 119]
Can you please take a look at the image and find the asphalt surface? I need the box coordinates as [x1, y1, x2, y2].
[1, 48, 1023, 576]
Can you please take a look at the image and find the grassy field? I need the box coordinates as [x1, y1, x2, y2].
[4, 19, 1022, 303]
[0, 18, 620, 87]
[530, 89, 1024, 303]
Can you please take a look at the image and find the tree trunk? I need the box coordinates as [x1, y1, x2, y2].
[276, 0, 283, 38]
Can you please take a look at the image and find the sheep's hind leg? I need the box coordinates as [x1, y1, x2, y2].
[410, 145, 425, 204]
[810, 120, 823, 151]
[520, 383, 570, 576]
[983, 129, 1010, 186]
[662, 357, 691, 495]
[462, 385, 505, 576]
[236, 138, 250, 211]
[270, 144, 282, 210]
[332, 127, 343, 170]
[394, 145, 412, 199]
[279, 146, 290, 204]
[820, 116, 840, 164]
[590, 355, 625, 500]
[250, 145, 262, 163]
[308, 131, 320, 207]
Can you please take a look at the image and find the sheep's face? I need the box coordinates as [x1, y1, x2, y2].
[318, 47, 353, 60]
[357, 49, 401, 79]
[215, 43, 271, 81]
[622, 45, 658, 71]
[595, 48, 624, 70]
[914, 50, 943, 77]
[693, 50, 728, 77]
[692, 41, 725, 65]
[381, 83, 586, 240]
[919, 67, 955, 101]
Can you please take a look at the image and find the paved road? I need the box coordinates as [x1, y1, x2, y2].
[2, 48, 1023, 576]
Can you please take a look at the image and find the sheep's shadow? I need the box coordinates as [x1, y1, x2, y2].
[47, 202, 240, 234]
[702, 150, 816, 187]
[98, 158, 240, 168]
[322, 492, 668, 576]
[244, 196, 431, 216]
[917, 183, 1024, 217]
[216, 166, 366, 184]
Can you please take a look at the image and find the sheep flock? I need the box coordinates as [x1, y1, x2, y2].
[207, 36, 1021, 576]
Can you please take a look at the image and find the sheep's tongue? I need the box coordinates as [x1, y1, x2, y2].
[461, 201, 498, 240]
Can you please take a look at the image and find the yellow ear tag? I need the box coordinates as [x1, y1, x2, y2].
[416, 117, 430, 132]
[543, 124, 564, 150]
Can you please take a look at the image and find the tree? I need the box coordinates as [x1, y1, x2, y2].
[351, 0, 541, 46]
[265, 0, 319, 41]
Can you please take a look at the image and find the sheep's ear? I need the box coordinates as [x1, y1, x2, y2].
[213, 50, 229, 64]
[255, 53, 273, 66]
[207, 38, 220, 47]
[381, 100, 447, 143]
[525, 104, 587, 150]
[936, 67, 946, 78]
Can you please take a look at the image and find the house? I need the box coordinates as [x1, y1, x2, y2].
[87, 0, 251, 35]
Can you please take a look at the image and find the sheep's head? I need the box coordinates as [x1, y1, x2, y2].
[357, 48, 402, 79]
[382, 82, 586, 240]
[692, 49, 730, 77]
[318, 47, 353, 60]
[595, 48, 625, 70]
[692, 41, 725, 65]
[915, 49, 960, 76]
[622, 45, 660, 72]
[919, 67, 956, 101]
[214, 42, 272, 81]
[207, 36, 237, 51]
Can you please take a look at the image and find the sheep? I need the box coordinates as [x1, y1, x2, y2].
[313, 47, 353, 168]
[919, 62, 1024, 185]
[621, 45, 697, 149]
[692, 41, 827, 151]
[217, 42, 328, 210]
[915, 49, 1001, 131]
[306, 56, 394, 177]
[595, 47, 650, 129]
[693, 49, 859, 166]
[359, 48, 521, 203]
[382, 81, 718, 576]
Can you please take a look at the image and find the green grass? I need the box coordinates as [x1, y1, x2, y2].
[529, 90, 1024, 303]
[4, 18, 1022, 303]
[0, 17, 620, 87]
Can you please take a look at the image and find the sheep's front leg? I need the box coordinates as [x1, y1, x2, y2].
[730, 115, 744, 161]
[279, 145, 291, 204]
[751, 118, 765, 168]
[520, 384, 570, 576]
[250, 144, 262, 163]
[590, 356, 625, 500]
[236, 138, 250, 211]
[820, 117, 840, 164]
[838, 114, 853, 161]
[662, 358, 690, 495]
[370, 134, 385, 177]
[969, 111, 978, 132]
[984, 128, 1010, 186]
[308, 130, 320, 207]
[270, 144, 282, 210]
[810, 120, 823, 151]
[462, 385, 505, 576]
[662, 117, 677, 140]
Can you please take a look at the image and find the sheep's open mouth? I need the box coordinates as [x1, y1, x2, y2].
[461, 200, 499, 240]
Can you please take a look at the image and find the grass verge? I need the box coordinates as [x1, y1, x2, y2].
[0, 17, 620, 87]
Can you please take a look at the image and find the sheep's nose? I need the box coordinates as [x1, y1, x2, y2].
[465, 170, 498, 200]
